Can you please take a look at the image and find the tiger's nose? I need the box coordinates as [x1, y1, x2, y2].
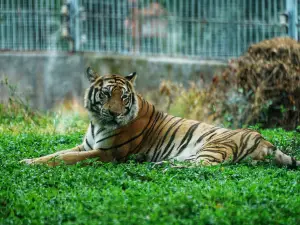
[108, 109, 121, 117]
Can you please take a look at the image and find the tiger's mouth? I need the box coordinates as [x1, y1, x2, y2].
[90, 111, 123, 125]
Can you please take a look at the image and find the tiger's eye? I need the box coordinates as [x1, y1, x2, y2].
[122, 93, 129, 98]
[123, 97, 129, 104]
[99, 92, 105, 99]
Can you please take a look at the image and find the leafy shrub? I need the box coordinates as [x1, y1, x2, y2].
[208, 37, 300, 129]
[157, 38, 300, 129]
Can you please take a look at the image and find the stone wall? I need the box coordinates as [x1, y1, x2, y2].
[0, 52, 227, 110]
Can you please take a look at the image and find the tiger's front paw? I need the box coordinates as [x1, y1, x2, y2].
[19, 158, 36, 165]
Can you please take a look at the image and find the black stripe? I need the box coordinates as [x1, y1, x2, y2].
[131, 93, 135, 107]
[87, 86, 94, 101]
[96, 131, 123, 143]
[151, 119, 184, 161]
[116, 110, 163, 161]
[234, 134, 261, 163]
[157, 119, 184, 150]
[176, 123, 200, 155]
[129, 110, 163, 155]
[85, 138, 93, 150]
[288, 157, 297, 169]
[103, 78, 126, 85]
[200, 149, 227, 161]
[89, 106, 99, 113]
[93, 88, 98, 103]
[160, 125, 182, 160]
[115, 78, 126, 84]
[235, 131, 254, 162]
[206, 130, 239, 144]
[144, 114, 173, 154]
[123, 94, 133, 116]
[229, 141, 239, 162]
[213, 140, 238, 161]
[96, 127, 106, 135]
[124, 106, 132, 116]
[138, 100, 150, 119]
[103, 77, 116, 81]
[197, 154, 222, 163]
[195, 127, 221, 145]
[145, 115, 177, 155]
[91, 123, 95, 139]
[206, 133, 218, 141]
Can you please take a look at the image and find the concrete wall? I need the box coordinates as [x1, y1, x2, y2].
[0, 52, 227, 110]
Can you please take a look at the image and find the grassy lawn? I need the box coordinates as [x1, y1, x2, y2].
[0, 117, 300, 225]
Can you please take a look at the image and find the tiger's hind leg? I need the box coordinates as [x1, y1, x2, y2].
[194, 149, 227, 166]
[196, 157, 221, 166]
[249, 140, 300, 169]
[193, 142, 234, 166]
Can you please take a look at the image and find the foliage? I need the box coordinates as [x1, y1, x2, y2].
[158, 38, 300, 129]
[207, 37, 300, 129]
[0, 77, 88, 135]
[158, 80, 208, 121]
[0, 77, 47, 126]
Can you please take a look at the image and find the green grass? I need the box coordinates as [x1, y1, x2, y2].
[0, 120, 300, 224]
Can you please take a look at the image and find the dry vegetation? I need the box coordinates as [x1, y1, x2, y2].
[157, 37, 300, 129]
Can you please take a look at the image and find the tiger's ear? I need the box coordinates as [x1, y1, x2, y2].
[125, 72, 137, 84]
[86, 67, 100, 83]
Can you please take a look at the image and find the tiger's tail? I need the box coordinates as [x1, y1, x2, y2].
[252, 140, 299, 169]
[273, 149, 299, 169]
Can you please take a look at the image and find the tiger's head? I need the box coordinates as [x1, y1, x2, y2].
[84, 67, 139, 129]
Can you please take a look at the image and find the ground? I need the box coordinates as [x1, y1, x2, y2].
[0, 120, 299, 224]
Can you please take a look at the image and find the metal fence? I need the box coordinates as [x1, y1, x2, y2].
[0, 0, 298, 59]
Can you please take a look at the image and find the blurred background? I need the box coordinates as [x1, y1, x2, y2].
[0, 0, 299, 130]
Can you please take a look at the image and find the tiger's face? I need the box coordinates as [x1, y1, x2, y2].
[84, 67, 139, 128]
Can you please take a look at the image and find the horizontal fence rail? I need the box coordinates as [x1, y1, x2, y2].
[0, 0, 295, 59]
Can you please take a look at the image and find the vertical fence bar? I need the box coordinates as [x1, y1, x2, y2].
[237, 0, 241, 57]
[255, 0, 259, 43]
[242, 0, 246, 54]
[95, 0, 99, 52]
[73, 0, 80, 51]
[191, 0, 194, 57]
[261, 0, 265, 42]
[34, 0, 38, 50]
[172, 0, 176, 56]
[178, 0, 183, 57]
[89, 0, 93, 52]
[128, 0, 132, 54]
[117, 0, 121, 53]
[196, 0, 200, 56]
[209, 0, 213, 58]
[23, 0, 27, 50]
[12, 0, 16, 50]
[286, 0, 298, 40]
[0, 1, 3, 49]
[201, 0, 205, 57]
[124, 0, 128, 54]
[112, 0, 116, 52]
[29, 0, 33, 50]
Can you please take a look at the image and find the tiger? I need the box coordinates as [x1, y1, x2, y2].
[21, 67, 299, 168]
